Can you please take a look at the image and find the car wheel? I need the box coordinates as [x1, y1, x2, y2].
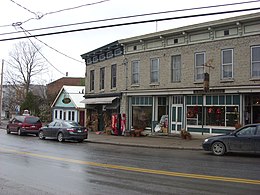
[17, 128, 23, 136]
[57, 133, 64, 142]
[212, 141, 226, 156]
[38, 131, 45, 140]
[78, 139, 84, 143]
[6, 127, 11, 134]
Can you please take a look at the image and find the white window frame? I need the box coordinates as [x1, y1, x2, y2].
[114, 48, 122, 56]
[131, 60, 140, 84]
[171, 55, 181, 82]
[194, 52, 205, 82]
[107, 51, 113, 59]
[221, 49, 233, 79]
[150, 58, 159, 83]
[93, 56, 98, 63]
[251, 46, 260, 78]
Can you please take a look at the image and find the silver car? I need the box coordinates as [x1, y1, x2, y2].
[38, 121, 88, 142]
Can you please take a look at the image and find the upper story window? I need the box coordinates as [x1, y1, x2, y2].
[100, 67, 105, 90]
[131, 60, 140, 84]
[171, 55, 181, 82]
[90, 70, 95, 91]
[251, 46, 260, 78]
[86, 58, 92, 64]
[111, 64, 117, 88]
[194, 52, 205, 82]
[114, 48, 122, 56]
[107, 51, 113, 59]
[93, 56, 98, 63]
[221, 49, 233, 79]
[150, 58, 159, 83]
[99, 54, 105, 61]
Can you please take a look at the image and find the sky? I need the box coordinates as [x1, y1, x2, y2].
[0, 0, 260, 85]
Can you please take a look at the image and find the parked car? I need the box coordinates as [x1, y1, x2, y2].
[38, 121, 88, 142]
[6, 115, 42, 136]
[202, 124, 260, 155]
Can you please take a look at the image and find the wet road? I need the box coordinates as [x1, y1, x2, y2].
[0, 129, 260, 195]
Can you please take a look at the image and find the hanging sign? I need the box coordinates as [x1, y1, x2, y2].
[62, 98, 71, 104]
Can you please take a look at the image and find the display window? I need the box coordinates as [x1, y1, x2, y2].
[186, 95, 240, 127]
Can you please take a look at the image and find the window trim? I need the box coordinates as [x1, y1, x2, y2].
[171, 55, 181, 82]
[194, 52, 205, 82]
[100, 67, 105, 90]
[131, 60, 140, 85]
[90, 70, 95, 91]
[221, 49, 234, 80]
[150, 58, 160, 83]
[251, 46, 260, 79]
[111, 64, 117, 89]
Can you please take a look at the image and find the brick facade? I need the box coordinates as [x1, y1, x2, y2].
[47, 77, 85, 104]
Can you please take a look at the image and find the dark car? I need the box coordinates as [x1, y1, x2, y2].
[6, 115, 42, 136]
[202, 124, 260, 155]
[38, 121, 88, 142]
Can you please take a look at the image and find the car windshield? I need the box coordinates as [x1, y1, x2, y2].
[26, 117, 41, 124]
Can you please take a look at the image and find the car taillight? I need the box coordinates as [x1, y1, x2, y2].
[67, 129, 75, 132]
[84, 128, 88, 132]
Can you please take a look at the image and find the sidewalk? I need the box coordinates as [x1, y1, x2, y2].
[0, 118, 208, 150]
[87, 131, 209, 150]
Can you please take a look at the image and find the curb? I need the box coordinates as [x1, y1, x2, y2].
[86, 140, 203, 150]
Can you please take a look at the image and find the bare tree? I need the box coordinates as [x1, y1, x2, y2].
[5, 41, 46, 97]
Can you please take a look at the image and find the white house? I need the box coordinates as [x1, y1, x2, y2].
[51, 85, 86, 126]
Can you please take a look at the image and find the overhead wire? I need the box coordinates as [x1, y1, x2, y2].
[18, 26, 66, 76]
[2, 0, 111, 28]
[19, 27, 83, 63]
[1, 0, 259, 31]
[1, 7, 260, 42]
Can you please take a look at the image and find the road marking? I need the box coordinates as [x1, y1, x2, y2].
[1, 147, 260, 185]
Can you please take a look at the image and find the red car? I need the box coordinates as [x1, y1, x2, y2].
[6, 115, 42, 136]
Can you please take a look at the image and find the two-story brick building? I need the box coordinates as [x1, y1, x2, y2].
[81, 12, 260, 134]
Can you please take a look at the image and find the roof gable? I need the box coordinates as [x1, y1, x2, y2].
[51, 85, 85, 109]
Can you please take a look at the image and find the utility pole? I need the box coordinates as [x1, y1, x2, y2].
[0, 59, 4, 125]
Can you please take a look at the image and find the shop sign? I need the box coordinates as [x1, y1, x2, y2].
[62, 97, 71, 104]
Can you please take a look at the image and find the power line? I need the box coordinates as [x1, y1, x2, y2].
[0, 7, 259, 42]
[19, 27, 66, 76]
[1, 0, 259, 36]
[2, 0, 111, 28]
[9, 0, 37, 15]
[19, 26, 83, 63]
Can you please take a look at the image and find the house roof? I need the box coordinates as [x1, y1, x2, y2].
[51, 85, 85, 108]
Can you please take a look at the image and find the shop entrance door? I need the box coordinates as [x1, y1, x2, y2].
[171, 104, 183, 133]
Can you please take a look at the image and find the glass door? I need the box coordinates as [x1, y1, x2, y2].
[171, 104, 183, 133]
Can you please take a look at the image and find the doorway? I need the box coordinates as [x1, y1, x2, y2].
[171, 104, 183, 133]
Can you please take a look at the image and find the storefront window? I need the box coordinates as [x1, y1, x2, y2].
[206, 106, 225, 126]
[186, 95, 240, 127]
[132, 96, 152, 130]
[132, 106, 152, 129]
[187, 106, 202, 125]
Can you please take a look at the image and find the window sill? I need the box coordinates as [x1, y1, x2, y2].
[110, 88, 117, 91]
[250, 78, 260, 81]
[220, 79, 234, 83]
[131, 84, 140, 87]
[193, 81, 203, 84]
[149, 83, 160, 86]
